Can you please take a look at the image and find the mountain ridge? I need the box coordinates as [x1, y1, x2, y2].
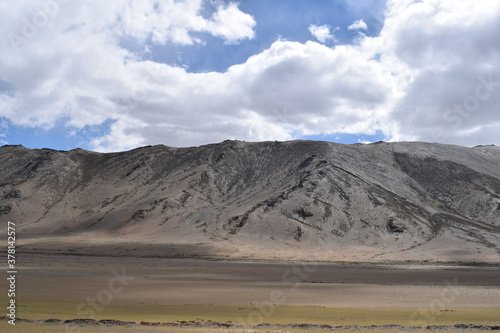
[1, 140, 499, 263]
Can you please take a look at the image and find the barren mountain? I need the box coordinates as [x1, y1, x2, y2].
[1, 140, 499, 263]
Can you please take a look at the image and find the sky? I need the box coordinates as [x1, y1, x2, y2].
[0, 0, 499, 152]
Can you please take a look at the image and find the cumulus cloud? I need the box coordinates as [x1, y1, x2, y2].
[308, 24, 336, 43]
[0, 0, 499, 151]
[114, 0, 256, 45]
[0, 0, 257, 150]
[380, 0, 500, 145]
[348, 19, 368, 30]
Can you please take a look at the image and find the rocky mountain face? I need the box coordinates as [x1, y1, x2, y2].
[1, 140, 499, 262]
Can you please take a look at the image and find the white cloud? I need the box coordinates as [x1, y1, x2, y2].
[208, 2, 256, 44]
[348, 19, 368, 30]
[0, 0, 257, 151]
[116, 0, 256, 45]
[379, 0, 500, 145]
[308, 24, 336, 43]
[1, 0, 500, 151]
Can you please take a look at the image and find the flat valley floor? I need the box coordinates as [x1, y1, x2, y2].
[3, 253, 500, 332]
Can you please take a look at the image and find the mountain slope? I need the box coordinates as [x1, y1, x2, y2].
[1, 140, 499, 262]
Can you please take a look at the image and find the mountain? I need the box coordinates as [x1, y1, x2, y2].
[1, 140, 499, 263]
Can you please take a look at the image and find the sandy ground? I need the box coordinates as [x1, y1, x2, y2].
[3, 253, 499, 332]
[16, 231, 500, 264]
[15, 253, 500, 306]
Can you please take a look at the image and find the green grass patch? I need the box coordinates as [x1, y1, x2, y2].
[15, 297, 500, 328]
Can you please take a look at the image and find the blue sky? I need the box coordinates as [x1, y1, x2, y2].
[155, 0, 385, 73]
[0, 0, 499, 151]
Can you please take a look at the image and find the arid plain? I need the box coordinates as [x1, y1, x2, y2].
[3, 252, 499, 332]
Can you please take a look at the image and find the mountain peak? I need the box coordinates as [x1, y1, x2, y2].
[1, 140, 499, 263]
